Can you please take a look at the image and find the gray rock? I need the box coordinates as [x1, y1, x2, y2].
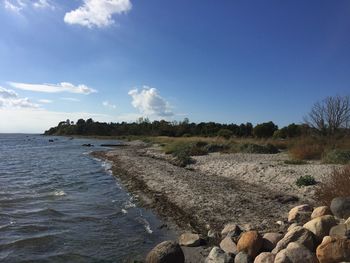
[179, 232, 202, 247]
[220, 235, 238, 255]
[329, 223, 350, 238]
[234, 252, 253, 263]
[221, 223, 242, 240]
[272, 226, 315, 254]
[253, 252, 275, 263]
[330, 197, 350, 219]
[262, 232, 283, 251]
[275, 242, 318, 263]
[145, 240, 185, 263]
[205, 246, 233, 263]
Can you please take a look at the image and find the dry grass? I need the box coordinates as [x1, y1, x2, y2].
[289, 137, 325, 160]
[315, 165, 350, 205]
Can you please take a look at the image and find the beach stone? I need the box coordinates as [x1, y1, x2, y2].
[288, 204, 313, 223]
[330, 197, 350, 219]
[316, 236, 350, 263]
[311, 206, 332, 219]
[145, 240, 185, 263]
[234, 252, 253, 263]
[205, 246, 233, 263]
[262, 232, 283, 251]
[221, 223, 242, 239]
[274, 242, 318, 263]
[179, 232, 202, 247]
[272, 226, 315, 253]
[253, 252, 275, 263]
[208, 229, 220, 239]
[329, 223, 350, 238]
[220, 235, 238, 255]
[303, 215, 338, 243]
[287, 223, 300, 232]
[237, 231, 263, 258]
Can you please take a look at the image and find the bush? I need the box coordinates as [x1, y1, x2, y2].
[172, 149, 195, 167]
[289, 138, 324, 160]
[204, 143, 230, 153]
[323, 149, 350, 164]
[315, 166, 350, 205]
[239, 143, 279, 154]
[295, 175, 317, 187]
[217, 129, 233, 139]
[253, 121, 278, 138]
[284, 159, 308, 165]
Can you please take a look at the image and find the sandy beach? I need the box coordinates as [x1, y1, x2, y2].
[92, 141, 337, 237]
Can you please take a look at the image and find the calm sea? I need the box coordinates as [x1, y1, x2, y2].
[0, 134, 175, 262]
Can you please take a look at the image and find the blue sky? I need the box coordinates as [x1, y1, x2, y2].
[0, 0, 349, 133]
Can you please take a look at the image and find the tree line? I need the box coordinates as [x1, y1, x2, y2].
[44, 95, 349, 138]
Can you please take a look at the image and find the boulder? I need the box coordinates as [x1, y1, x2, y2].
[145, 241, 185, 263]
[222, 223, 242, 239]
[274, 242, 318, 263]
[287, 223, 300, 232]
[303, 215, 338, 243]
[316, 236, 350, 263]
[220, 235, 238, 255]
[272, 226, 315, 253]
[253, 252, 275, 263]
[234, 252, 253, 263]
[262, 233, 283, 251]
[178, 232, 202, 247]
[311, 206, 332, 219]
[330, 197, 350, 219]
[288, 204, 313, 223]
[205, 246, 233, 263]
[329, 223, 350, 238]
[237, 231, 263, 258]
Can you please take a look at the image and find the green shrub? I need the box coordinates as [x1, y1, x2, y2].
[295, 175, 317, 187]
[204, 143, 230, 153]
[217, 129, 233, 139]
[239, 143, 279, 154]
[172, 150, 194, 167]
[323, 149, 350, 164]
[284, 159, 308, 165]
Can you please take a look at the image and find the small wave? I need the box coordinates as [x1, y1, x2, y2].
[136, 217, 153, 234]
[121, 209, 127, 214]
[52, 190, 66, 196]
[0, 221, 15, 230]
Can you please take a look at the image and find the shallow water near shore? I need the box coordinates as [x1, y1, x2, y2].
[0, 134, 176, 262]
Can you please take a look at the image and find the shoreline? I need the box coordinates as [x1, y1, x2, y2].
[91, 141, 314, 236]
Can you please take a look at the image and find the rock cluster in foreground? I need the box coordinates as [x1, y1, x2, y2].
[146, 197, 350, 263]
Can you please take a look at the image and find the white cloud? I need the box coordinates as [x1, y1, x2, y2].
[9, 81, 97, 95]
[102, 100, 116, 109]
[0, 86, 39, 109]
[64, 0, 132, 28]
[128, 86, 173, 118]
[61, 97, 80, 102]
[33, 0, 54, 9]
[3, 0, 54, 12]
[3, 0, 26, 13]
[38, 99, 53, 104]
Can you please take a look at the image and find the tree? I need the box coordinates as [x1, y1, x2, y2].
[305, 96, 350, 135]
[253, 121, 278, 138]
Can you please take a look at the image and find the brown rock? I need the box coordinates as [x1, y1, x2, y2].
[303, 215, 338, 243]
[262, 232, 283, 251]
[178, 232, 202, 247]
[275, 242, 318, 263]
[311, 206, 332, 219]
[146, 241, 185, 263]
[272, 226, 315, 253]
[288, 204, 312, 222]
[253, 252, 275, 263]
[237, 231, 263, 258]
[316, 236, 350, 263]
[220, 235, 238, 255]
